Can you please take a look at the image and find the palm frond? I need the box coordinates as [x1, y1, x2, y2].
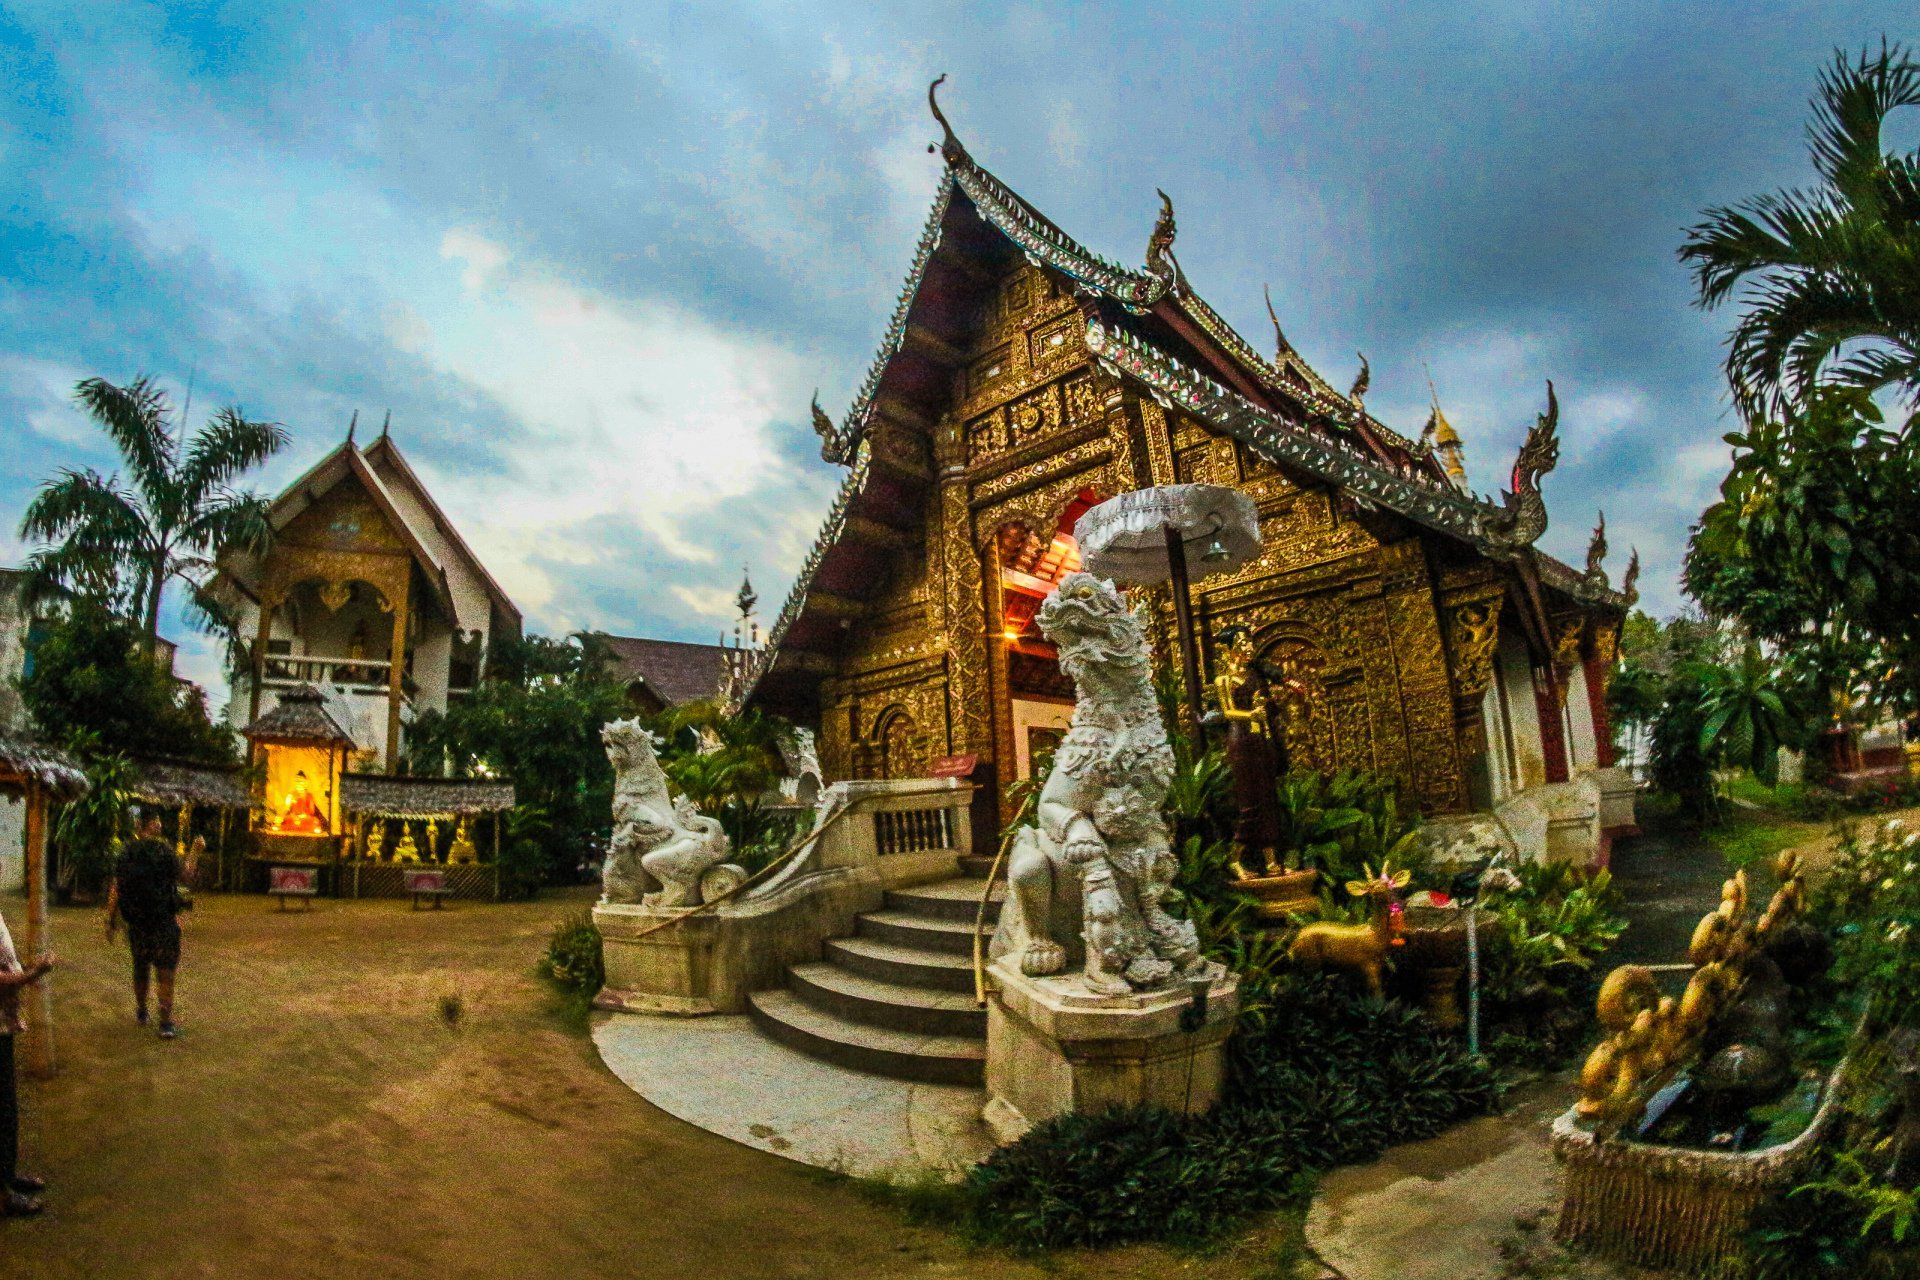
[179, 407, 289, 504]
[18, 468, 149, 550]
[71, 376, 177, 509]
[1808, 40, 1920, 204]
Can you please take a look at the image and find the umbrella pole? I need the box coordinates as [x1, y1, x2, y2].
[1162, 523, 1207, 747]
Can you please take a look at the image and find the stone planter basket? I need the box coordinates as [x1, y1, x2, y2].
[1550, 1053, 1849, 1278]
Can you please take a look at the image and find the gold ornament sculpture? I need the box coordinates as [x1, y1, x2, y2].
[1287, 862, 1411, 999]
[447, 818, 478, 866]
[365, 819, 386, 861]
[1574, 853, 1808, 1133]
[425, 818, 440, 863]
[392, 823, 421, 864]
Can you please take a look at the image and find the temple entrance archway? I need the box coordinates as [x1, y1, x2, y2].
[985, 488, 1104, 812]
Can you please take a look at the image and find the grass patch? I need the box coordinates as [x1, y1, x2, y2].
[1703, 811, 1817, 869]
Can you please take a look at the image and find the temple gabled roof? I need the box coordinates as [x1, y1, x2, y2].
[751, 82, 1629, 716]
[213, 432, 520, 636]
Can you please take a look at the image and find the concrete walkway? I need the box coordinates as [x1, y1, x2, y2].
[594, 1010, 995, 1177]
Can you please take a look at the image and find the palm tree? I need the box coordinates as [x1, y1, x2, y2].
[19, 376, 288, 647]
[1679, 41, 1920, 413]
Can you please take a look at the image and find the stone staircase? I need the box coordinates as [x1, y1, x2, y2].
[747, 855, 1003, 1086]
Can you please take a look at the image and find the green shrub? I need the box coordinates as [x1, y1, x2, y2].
[544, 911, 604, 998]
[963, 973, 1497, 1252]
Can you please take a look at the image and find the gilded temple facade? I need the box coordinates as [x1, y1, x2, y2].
[751, 88, 1633, 830]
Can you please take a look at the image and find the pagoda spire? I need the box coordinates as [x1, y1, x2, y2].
[1424, 368, 1468, 487]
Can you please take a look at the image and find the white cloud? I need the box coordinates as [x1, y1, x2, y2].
[401, 228, 814, 627]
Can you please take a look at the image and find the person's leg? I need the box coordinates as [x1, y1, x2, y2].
[155, 967, 176, 1030]
[0, 1035, 17, 1188]
[132, 953, 151, 1023]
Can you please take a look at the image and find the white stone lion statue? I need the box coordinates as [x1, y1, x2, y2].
[990, 573, 1205, 995]
[600, 717, 734, 909]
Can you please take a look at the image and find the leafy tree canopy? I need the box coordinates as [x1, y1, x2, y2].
[20, 599, 236, 764]
[1686, 385, 1920, 718]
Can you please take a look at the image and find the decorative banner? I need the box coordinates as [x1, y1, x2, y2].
[402, 869, 449, 896]
[268, 865, 319, 896]
[930, 753, 980, 779]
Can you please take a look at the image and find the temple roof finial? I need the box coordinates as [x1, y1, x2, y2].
[1263, 285, 1296, 362]
[1584, 511, 1609, 587]
[1145, 189, 1178, 284]
[346, 409, 358, 444]
[378, 410, 391, 441]
[1348, 353, 1371, 424]
[927, 74, 967, 165]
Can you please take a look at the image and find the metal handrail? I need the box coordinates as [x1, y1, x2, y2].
[971, 825, 1023, 1007]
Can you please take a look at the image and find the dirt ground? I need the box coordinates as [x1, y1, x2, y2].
[4, 887, 1298, 1280]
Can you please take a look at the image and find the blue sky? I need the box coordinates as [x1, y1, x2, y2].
[1, 2, 1910, 698]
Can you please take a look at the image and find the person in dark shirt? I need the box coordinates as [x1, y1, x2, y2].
[106, 810, 185, 1039]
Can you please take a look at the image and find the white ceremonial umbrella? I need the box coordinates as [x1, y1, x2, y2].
[1074, 484, 1263, 741]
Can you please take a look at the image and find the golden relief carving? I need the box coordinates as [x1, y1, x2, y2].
[1444, 597, 1503, 704]
[939, 476, 993, 757]
[972, 435, 1112, 504]
[1591, 624, 1620, 667]
[1136, 397, 1179, 487]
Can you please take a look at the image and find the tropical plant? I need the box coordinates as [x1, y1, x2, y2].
[543, 910, 605, 998]
[1648, 663, 1723, 821]
[18, 375, 287, 644]
[1679, 41, 1920, 411]
[50, 743, 135, 898]
[1687, 385, 1920, 722]
[1697, 645, 1800, 785]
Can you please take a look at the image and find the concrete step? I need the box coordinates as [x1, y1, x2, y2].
[855, 909, 981, 956]
[956, 853, 1001, 879]
[788, 962, 986, 1038]
[747, 989, 985, 1086]
[824, 936, 980, 994]
[884, 877, 1004, 924]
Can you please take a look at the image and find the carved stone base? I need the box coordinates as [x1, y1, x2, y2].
[983, 957, 1239, 1143]
[594, 903, 726, 1016]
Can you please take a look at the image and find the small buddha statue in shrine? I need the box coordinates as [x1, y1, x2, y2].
[392, 823, 421, 863]
[425, 818, 440, 863]
[1211, 631, 1284, 880]
[364, 819, 387, 861]
[278, 771, 330, 835]
[446, 818, 478, 865]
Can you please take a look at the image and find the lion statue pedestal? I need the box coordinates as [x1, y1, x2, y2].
[982, 572, 1240, 1140]
[592, 718, 748, 1015]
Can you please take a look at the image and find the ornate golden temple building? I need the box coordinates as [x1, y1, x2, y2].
[751, 84, 1635, 829]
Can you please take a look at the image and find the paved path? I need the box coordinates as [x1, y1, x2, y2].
[0, 887, 1254, 1280]
[1299, 822, 1732, 1280]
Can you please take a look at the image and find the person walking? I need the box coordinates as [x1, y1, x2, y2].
[0, 899, 55, 1217]
[106, 810, 185, 1039]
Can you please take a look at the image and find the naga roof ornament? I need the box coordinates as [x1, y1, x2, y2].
[1144, 189, 1181, 292]
[1621, 548, 1641, 608]
[1583, 511, 1610, 590]
[810, 392, 848, 464]
[1481, 381, 1561, 556]
[1347, 353, 1371, 427]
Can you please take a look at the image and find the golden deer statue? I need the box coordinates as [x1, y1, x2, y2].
[1287, 862, 1411, 998]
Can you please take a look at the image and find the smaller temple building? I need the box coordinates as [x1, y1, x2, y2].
[210, 425, 522, 771]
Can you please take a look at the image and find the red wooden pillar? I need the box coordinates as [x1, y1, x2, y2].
[1534, 668, 1571, 784]
[1583, 654, 1616, 768]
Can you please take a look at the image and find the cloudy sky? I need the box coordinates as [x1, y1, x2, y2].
[1, 2, 1909, 696]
